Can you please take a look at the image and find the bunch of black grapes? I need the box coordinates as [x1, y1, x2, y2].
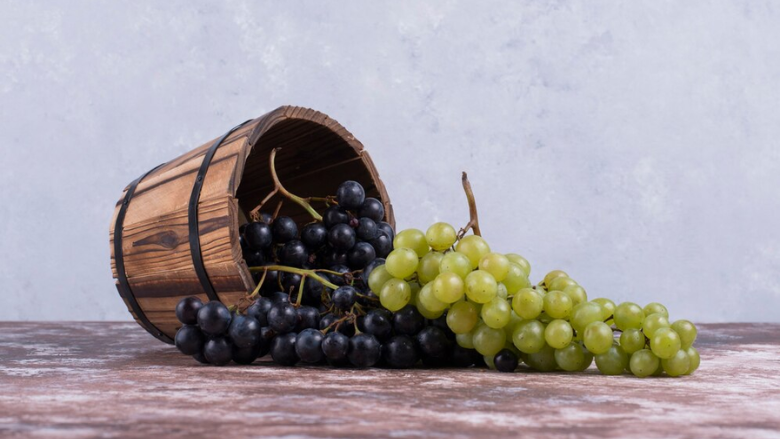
[239, 180, 393, 306]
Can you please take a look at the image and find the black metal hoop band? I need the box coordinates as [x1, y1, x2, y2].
[188, 120, 254, 302]
[114, 163, 173, 344]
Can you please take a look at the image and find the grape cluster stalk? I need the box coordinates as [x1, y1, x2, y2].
[173, 154, 701, 377]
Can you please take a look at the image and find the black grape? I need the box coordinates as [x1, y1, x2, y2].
[280, 240, 308, 267]
[347, 242, 376, 270]
[377, 222, 395, 241]
[348, 333, 382, 368]
[271, 332, 299, 366]
[197, 301, 232, 336]
[494, 349, 519, 372]
[272, 216, 298, 243]
[301, 223, 328, 249]
[356, 217, 378, 241]
[267, 302, 297, 334]
[383, 335, 419, 368]
[392, 305, 425, 336]
[323, 206, 349, 229]
[359, 198, 385, 222]
[246, 297, 273, 327]
[295, 328, 325, 364]
[295, 306, 321, 332]
[203, 337, 232, 366]
[228, 315, 262, 348]
[363, 309, 392, 342]
[232, 343, 262, 365]
[416, 326, 450, 359]
[369, 232, 392, 259]
[245, 222, 273, 249]
[328, 223, 356, 250]
[175, 296, 203, 325]
[332, 286, 357, 311]
[336, 180, 366, 210]
[174, 324, 204, 355]
[322, 331, 350, 366]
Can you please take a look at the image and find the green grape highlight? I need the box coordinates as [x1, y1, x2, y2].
[595, 345, 629, 375]
[481, 297, 511, 329]
[385, 248, 419, 279]
[439, 251, 472, 280]
[432, 272, 465, 303]
[614, 302, 644, 330]
[447, 300, 479, 334]
[473, 324, 506, 357]
[393, 229, 430, 258]
[644, 302, 669, 318]
[455, 235, 491, 268]
[543, 290, 573, 319]
[512, 320, 546, 354]
[643, 313, 671, 338]
[504, 253, 531, 276]
[478, 253, 510, 282]
[630, 349, 660, 378]
[425, 222, 457, 251]
[650, 327, 681, 359]
[619, 328, 647, 354]
[583, 321, 613, 355]
[416, 252, 443, 284]
[512, 288, 543, 319]
[662, 349, 691, 377]
[544, 319, 573, 349]
[671, 319, 698, 349]
[465, 270, 498, 303]
[379, 278, 412, 311]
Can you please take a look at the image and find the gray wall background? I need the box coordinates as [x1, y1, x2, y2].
[1, 1, 779, 322]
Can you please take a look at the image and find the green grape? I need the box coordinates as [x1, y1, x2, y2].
[544, 319, 573, 349]
[415, 297, 444, 319]
[503, 311, 523, 339]
[497, 283, 508, 300]
[425, 222, 457, 251]
[393, 229, 430, 258]
[378, 278, 411, 312]
[555, 343, 586, 371]
[614, 302, 645, 330]
[503, 263, 532, 294]
[671, 319, 697, 349]
[512, 320, 546, 354]
[570, 301, 604, 333]
[685, 347, 700, 375]
[464, 270, 498, 303]
[583, 321, 613, 355]
[505, 253, 531, 276]
[543, 290, 573, 319]
[619, 328, 646, 354]
[484, 355, 496, 370]
[650, 327, 681, 359]
[478, 253, 510, 282]
[592, 298, 616, 320]
[548, 276, 578, 292]
[629, 349, 660, 377]
[455, 235, 491, 268]
[447, 300, 478, 334]
[368, 265, 394, 294]
[524, 344, 557, 372]
[562, 285, 587, 306]
[642, 313, 670, 338]
[595, 345, 629, 375]
[385, 248, 419, 279]
[473, 324, 506, 356]
[417, 283, 448, 312]
[576, 344, 594, 371]
[481, 297, 511, 329]
[439, 251, 472, 279]
[662, 349, 690, 377]
[431, 272, 465, 303]
[416, 252, 443, 284]
[512, 288, 543, 319]
[643, 302, 669, 318]
[543, 270, 568, 287]
[408, 281, 421, 297]
[456, 332, 475, 349]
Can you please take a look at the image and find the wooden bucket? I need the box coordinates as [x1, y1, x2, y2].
[109, 106, 395, 344]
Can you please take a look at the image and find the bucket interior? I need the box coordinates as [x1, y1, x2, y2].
[236, 119, 382, 226]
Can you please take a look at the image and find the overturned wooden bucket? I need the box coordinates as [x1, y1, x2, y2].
[110, 106, 395, 344]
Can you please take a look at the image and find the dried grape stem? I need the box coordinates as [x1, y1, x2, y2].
[248, 265, 339, 290]
[458, 172, 482, 238]
[249, 148, 324, 221]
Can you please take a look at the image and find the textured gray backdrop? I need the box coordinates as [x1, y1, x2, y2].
[1, 1, 778, 322]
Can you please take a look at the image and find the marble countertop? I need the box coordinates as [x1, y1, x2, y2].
[0, 322, 778, 438]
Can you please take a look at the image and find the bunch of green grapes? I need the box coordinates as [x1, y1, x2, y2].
[369, 223, 701, 377]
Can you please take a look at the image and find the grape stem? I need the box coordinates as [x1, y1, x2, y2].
[249, 264, 339, 290]
[458, 172, 482, 238]
[249, 148, 324, 222]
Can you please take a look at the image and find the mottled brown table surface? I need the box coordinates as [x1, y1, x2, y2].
[0, 322, 778, 439]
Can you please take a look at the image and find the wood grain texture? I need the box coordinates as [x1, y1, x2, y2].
[109, 106, 395, 341]
[0, 323, 778, 439]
